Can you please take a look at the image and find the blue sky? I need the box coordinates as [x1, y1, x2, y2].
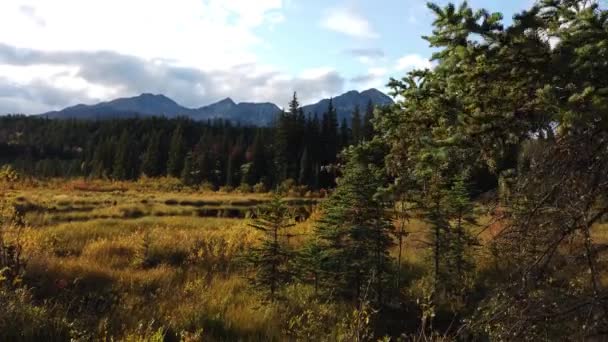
[256, 0, 531, 89]
[258, 0, 529, 71]
[0, 0, 532, 113]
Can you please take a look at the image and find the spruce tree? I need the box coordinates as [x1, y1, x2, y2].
[298, 147, 310, 186]
[167, 124, 186, 177]
[112, 130, 136, 180]
[248, 195, 295, 300]
[351, 105, 362, 144]
[274, 109, 290, 182]
[377, 0, 608, 337]
[320, 99, 339, 188]
[181, 151, 199, 186]
[296, 239, 324, 294]
[362, 100, 374, 141]
[249, 129, 268, 185]
[340, 117, 351, 149]
[444, 176, 477, 294]
[314, 142, 393, 303]
[141, 132, 162, 177]
[306, 113, 322, 188]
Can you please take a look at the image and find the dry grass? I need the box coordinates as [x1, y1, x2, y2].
[6, 178, 515, 340]
[4, 179, 283, 340]
[20, 213, 265, 339]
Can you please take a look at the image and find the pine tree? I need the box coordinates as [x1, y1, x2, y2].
[320, 99, 339, 188]
[314, 143, 393, 303]
[340, 117, 351, 149]
[298, 147, 310, 186]
[297, 239, 324, 294]
[351, 105, 362, 144]
[91, 138, 115, 179]
[167, 124, 186, 177]
[249, 129, 268, 185]
[225, 148, 236, 187]
[444, 176, 477, 293]
[248, 195, 295, 299]
[274, 109, 290, 182]
[112, 130, 136, 180]
[306, 113, 322, 188]
[181, 151, 199, 186]
[141, 132, 162, 177]
[362, 100, 374, 141]
[377, 1, 608, 337]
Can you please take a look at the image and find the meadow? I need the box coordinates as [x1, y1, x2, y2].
[3, 176, 607, 341]
[0, 178, 326, 341]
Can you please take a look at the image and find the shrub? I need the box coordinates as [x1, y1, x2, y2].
[0, 165, 19, 183]
[0, 287, 74, 341]
[282, 285, 338, 341]
[0, 198, 74, 340]
[0, 199, 27, 287]
[200, 181, 217, 192]
[218, 186, 234, 193]
[237, 183, 253, 194]
[277, 179, 296, 195]
[253, 182, 267, 193]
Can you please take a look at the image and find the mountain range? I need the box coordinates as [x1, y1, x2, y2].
[39, 89, 393, 126]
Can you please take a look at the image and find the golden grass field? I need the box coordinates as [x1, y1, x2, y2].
[1, 179, 333, 340]
[2, 178, 607, 340]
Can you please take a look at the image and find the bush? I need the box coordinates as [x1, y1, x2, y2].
[253, 182, 267, 194]
[277, 179, 296, 195]
[0, 165, 19, 183]
[0, 288, 74, 341]
[282, 285, 338, 340]
[1, 198, 74, 341]
[218, 186, 234, 193]
[237, 183, 253, 194]
[1, 199, 27, 287]
[200, 182, 217, 192]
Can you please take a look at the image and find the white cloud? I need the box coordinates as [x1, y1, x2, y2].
[321, 7, 378, 39]
[350, 67, 388, 89]
[0, 44, 345, 113]
[0, 0, 286, 70]
[343, 48, 385, 65]
[299, 67, 336, 79]
[396, 54, 433, 71]
[368, 67, 387, 77]
[0, 0, 350, 113]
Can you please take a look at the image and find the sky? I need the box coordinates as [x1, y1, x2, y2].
[0, 0, 532, 114]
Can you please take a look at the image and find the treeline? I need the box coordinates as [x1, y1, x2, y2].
[0, 96, 377, 189]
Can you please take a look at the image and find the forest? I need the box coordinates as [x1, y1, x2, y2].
[1, 0, 608, 341]
[0, 97, 377, 190]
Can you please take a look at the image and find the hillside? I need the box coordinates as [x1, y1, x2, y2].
[38, 89, 394, 125]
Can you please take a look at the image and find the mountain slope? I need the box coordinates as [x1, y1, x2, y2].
[191, 99, 281, 125]
[43, 93, 193, 119]
[39, 88, 393, 125]
[301, 88, 393, 123]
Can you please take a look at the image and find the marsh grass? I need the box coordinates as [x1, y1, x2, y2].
[10, 179, 600, 340]
[3, 185, 328, 340]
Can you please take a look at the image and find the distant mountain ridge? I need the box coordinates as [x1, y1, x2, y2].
[302, 89, 393, 123]
[39, 89, 394, 126]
